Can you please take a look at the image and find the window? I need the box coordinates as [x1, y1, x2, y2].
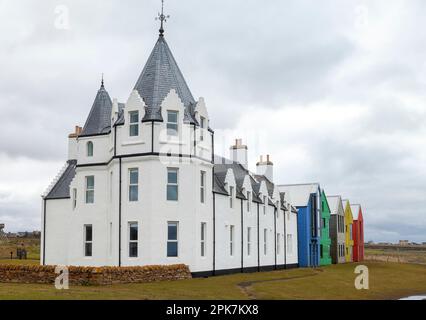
[85, 176, 95, 204]
[263, 196, 267, 215]
[167, 111, 179, 136]
[129, 111, 139, 137]
[84, 225, 93, 257]
[72, 188, 77, 210]
[264, 229, 268, 255]
[129, 168, 139, 202]
[320, 244, 324, 258]
[200, 171, 206, 204]
[200, 116, 206, 142]
[129, 222, 138, 258]
[167, 168, 179, 201]
[287, 234, 293, 255]
[229, 187, 234, 208]
[201, 223, 207, 257]
[247, 227, 252, 256]
[350, 225, 353, 240]
[167, 222, 179, 257]
[87, 141, 94, 157]
[247, 192, 251, 212]
[277, 233, 281, 255]
[230, 225, 235, 256]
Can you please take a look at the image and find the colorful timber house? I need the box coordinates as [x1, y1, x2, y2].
[320, 190, 332, 266]
[343, 200, 354, 262]
[328, 196, 346, 264]
[351, 204, 364, 262]
[278, 184, 321, 268]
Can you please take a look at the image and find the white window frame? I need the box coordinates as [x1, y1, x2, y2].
[247, 192, 251, 212]
[72, 188, 77, 210]
[84, 224, 93, 257]
[129, 168, 139, 202]
[167, 168, 179, 201]
[200, 116, 206, 142]
[129, 111, 139, 137]
[167, 222, 179, 258]
[200, 171, 206, 204]
[85, 176, 95, 204]
[128, 222, 138, 258]
[287, 234, 293, 255]
[264, 229, 268, 256]
[277, 233, 281, 255]
[247, 227, 252, 256]
[229, 186, 234, 209]
[167, 110, 179, 136]
[263, 196, 267, 215]
[201, 222, 207, 257]
[87, 141, 94, 157]
[230, 225, 235, 256]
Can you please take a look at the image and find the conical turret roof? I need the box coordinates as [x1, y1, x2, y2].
[134, 36, 196, 122]
[80, 82, 113, 136]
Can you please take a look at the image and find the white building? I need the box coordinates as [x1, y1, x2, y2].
[42, 21, 298, 276]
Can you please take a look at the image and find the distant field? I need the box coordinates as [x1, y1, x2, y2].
[0, 238, 40, 260]
[365, 246, 426, 265]
[0, 262, 425, 300]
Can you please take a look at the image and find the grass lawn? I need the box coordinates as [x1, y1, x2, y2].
[0, 238, 40, 260]
[0, 262, 425, 300]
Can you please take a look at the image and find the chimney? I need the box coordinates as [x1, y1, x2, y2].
[230, 139, 248, 170]
[68, 126, 82, 160]
[256, 155, 274, 182]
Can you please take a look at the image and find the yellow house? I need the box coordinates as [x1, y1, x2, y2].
[343, 200, 354, 262]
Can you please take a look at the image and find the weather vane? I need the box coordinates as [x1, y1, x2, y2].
[156, 0, 170, 36]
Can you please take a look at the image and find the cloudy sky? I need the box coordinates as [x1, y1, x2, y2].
[0, 0, 425, 242]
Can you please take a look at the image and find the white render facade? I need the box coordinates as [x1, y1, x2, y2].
[42, 30, 298, 276]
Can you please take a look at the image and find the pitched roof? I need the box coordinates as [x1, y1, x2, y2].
[214, 156, 262, 203]
[45, 160, 77, 200]
[278, 183, 320, 207]
[134, 36, 196, 123]
[80, 83, 113, 136]
[327, 195, 343, 215]
[350, 204, 361, 219]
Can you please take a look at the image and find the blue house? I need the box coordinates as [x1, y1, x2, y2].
[278, 184, 321, 267]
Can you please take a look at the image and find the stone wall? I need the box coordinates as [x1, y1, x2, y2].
[0, 264, 192, 285]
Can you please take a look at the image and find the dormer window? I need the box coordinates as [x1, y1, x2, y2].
[229, 186, 234, 209]
[129, 111, 139, 137]
[263, 196, 267, 215]
[247, 192, 251, 212]
[167, 111, 179, 136]
[200, 116, 206, 141]
[87, 142, 94, 157]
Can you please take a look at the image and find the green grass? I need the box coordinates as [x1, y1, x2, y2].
[0, 262, 425, 300]
[0, 238, 40, 260]
[0, 259, 39, 266]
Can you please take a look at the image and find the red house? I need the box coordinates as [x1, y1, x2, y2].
[351, 205, 364, 262]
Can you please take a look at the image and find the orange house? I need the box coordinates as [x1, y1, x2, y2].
[351, 205, 364, 262]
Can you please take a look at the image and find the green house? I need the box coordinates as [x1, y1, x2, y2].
[320, 190, 332, 265]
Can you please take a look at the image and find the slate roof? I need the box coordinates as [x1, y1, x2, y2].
[214, 156, 266, 204]
[45, 160, 77, 200]
[278, 183, 320, 207]
[80, 83, 113, 136]
[134, 36, 197, 123]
